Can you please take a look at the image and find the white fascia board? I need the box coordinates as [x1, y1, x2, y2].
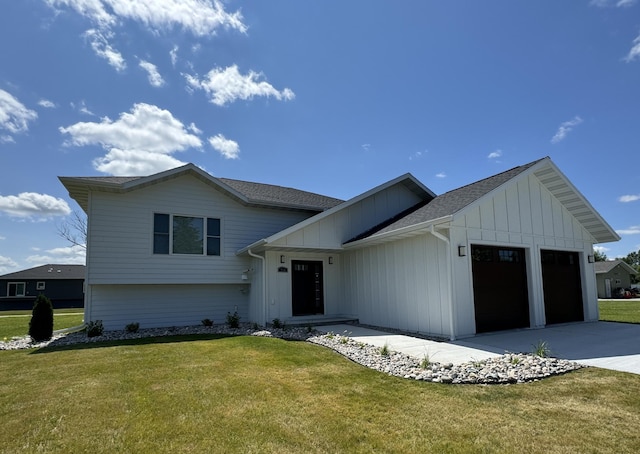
[343, 216, 453, 249]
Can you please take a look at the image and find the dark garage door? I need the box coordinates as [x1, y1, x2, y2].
[541, 250, 584, 324]
[472, 245, 530, 333]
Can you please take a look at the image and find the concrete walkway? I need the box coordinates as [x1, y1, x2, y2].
[317, 321, 640, 375]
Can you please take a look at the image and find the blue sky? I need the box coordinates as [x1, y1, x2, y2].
[1, 0, 639, 274]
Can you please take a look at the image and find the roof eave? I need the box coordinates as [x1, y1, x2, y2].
[343, 215, 453, 249]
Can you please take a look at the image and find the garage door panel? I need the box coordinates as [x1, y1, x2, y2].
[472, 245, 530, 333]
[541, 250, 583, 324]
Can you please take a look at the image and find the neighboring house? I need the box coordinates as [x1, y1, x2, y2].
[0, 264, 85, 310]
[594, 260, 638, 298]
[59, 156, 619, 339]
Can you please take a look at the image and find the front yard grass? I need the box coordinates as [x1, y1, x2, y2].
[599, 299, 640, 324]
[1, 334, 639, 453]
[0, 309, 83, 339]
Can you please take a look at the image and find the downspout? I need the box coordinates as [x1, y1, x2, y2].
[428, 225, 456, 341]
[247, 249, 267, 326]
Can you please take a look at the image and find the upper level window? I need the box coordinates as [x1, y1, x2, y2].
[8, 282, 26, 297]
[153, 213, 221, 256]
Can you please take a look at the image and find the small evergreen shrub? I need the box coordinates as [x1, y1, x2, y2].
[271, 318, 283, 329]
[125, 322, 139, 333]
[252, 322, 260, 330]
[86, 320, 104, 338]
[226, 311, 240, 329]
[28, 294, 54, 342]
[201, 318, 213, 327]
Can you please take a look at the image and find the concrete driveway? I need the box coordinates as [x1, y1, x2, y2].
[453, 321, 640, 375]
[318, 321, 640, 375]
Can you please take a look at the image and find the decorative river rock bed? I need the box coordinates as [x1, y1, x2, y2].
[1, 323, 583, 384]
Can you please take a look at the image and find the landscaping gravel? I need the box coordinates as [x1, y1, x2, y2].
[0, 323, 583, 384]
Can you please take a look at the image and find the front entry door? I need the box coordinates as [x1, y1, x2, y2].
[292, 260, 324, 316]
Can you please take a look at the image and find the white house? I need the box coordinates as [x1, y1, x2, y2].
[59, 156, 619, 339]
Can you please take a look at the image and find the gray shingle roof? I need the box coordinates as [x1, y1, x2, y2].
[218, 178, 343, 211]
[594, 260, 637, 275]
[64, 173, 343, 212]
[359, 159, 543, 238]
[0, 264, 85, 280]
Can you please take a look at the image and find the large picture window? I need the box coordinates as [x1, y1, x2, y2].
[153, 213, 221, 256]
[8, 282, 26, 297]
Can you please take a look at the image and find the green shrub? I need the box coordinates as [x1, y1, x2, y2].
[125, 322, 139, 333]
[28, 294, 54, 342]
[201, 318, 213, 327]
[86, 320, 104, 338]
[271, 318, 283, 329]
[226, 311, 240, 329]
[379, 343, 390, 356]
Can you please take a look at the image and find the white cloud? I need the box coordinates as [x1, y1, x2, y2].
[361, 143, 371, 151]
[616, 226, 640, 235]
[590, 0, 636, 6]
[488, 150, 502, 159]
[0, 255, 19, 274]
[60, 103, 202, 175]
[409, 151, 423, 161]
[619, 194, 640, 202]
[551, 116, 583, 144]
[46, 0, 247, 36]
[38, 99, 56, 108]
[208, 134, 239, 159]
[0, 192, 71, 218]
[26, 245, 86, 266]
[436, 172, 447, 178]
[185, 65, 295, 106]
[593, 245, 610, 253]
[1, 135, 16, 144]
[84, 28, 126, 71]
[0, 89, 38, 136]
[624, 33, 640, 62]
[139, 59, 165, 87]
[170, 45, 179, 67]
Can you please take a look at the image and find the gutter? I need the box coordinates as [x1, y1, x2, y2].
[428, 225, 456, 341]
[247, 248, 267, 326]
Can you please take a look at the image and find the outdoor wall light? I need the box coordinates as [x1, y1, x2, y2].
[280, 255, 286, 264]
[329, 256, 334, 265]
[588, 255, 595, 263]
[241, 273, 248, 281]
[458, 245, 467, 257]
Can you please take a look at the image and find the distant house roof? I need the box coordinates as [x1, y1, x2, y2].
[594, 260, 637, 275]
[346, 157, 620, 246]
[0, 264, 85, 280]
[60, 164, 344, 213]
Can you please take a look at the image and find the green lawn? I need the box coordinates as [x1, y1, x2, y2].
[0, 309, 83, 339]
[1, 335, 639, 453]
[599, 299, 640, 324]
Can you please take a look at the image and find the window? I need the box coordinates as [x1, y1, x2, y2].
[154, 213, 221, 256]
[36, 282, 45, 290]
[8, 282, 26, 297]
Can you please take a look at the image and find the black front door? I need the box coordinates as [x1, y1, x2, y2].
[292, 260, 324, 316]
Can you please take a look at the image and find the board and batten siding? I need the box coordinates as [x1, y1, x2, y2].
[90, 284, 249, 330]
[342, 234, 451, 338]
[270, 182, 424, 249]
[85, 174, 313, 285]
[450, 173, 599, 336]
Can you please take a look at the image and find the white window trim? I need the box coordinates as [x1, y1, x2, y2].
[153, 212, 222, 257]
[8, 282, 26, 297]
[36, 281, 46, 290]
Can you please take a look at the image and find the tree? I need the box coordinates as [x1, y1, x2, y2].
[29, 294, 54, 342]
[593, 250, 608, 262]
[56, 210, 87, 249]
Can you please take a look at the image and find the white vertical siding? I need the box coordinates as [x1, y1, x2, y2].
[271, 183, 424, 249]
[342, 234, 451, 338]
